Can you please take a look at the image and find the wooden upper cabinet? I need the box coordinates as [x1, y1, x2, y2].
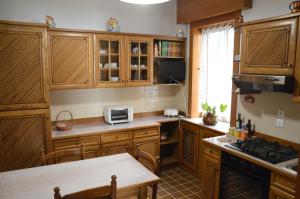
[240, 17, 298, 75]
[0, 109, 51, 171]
[48, 31, 94, 90]
[125, 36, 153, 86]
[0, 22, 48, 111]
[94, 34, 125, 88]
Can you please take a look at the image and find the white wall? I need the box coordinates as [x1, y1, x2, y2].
[0, 0, 185, 35]
[0, 0, 187, 120]
[240, 0, 300, 143]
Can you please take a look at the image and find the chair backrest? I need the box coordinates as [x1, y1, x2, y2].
[135, 146, 160, 176]
[54, 175, 117, 199]
[41, 146, 85, 166]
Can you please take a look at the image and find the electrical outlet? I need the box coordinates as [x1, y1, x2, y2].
[277, 110, 285, 119]
[276, 118, 284, 128]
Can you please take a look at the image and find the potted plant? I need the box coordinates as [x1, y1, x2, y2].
[202, 103, 228, 125]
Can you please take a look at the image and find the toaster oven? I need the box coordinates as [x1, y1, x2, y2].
[103, 106, 133, 125]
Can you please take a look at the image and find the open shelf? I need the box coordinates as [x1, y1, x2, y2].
[154, 56, 184, 59]
[161, 138, 179, 146]
[161, 156, 178, 166]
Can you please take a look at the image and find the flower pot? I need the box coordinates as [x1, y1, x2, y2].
[203, 115, 217, 126]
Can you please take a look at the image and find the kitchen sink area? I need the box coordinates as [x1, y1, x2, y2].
[277, 158, 299, 174]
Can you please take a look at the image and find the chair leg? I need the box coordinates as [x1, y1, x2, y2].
[152, 183, 158, 199]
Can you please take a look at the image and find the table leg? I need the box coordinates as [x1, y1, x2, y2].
[138, 186, 148, 199]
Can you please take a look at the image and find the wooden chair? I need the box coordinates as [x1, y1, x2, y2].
[40, 146, 85, 166]
[53, 175, 117, 199]
[135, 146, 160, 199]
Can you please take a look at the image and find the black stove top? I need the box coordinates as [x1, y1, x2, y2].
[226, 137, 298, 164]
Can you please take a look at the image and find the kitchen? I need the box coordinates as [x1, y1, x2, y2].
[0, 0, 299, 199]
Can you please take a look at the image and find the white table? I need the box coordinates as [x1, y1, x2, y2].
[0, 153, 159, 199]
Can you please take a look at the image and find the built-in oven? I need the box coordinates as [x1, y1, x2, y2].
[220, 152, 271, 199]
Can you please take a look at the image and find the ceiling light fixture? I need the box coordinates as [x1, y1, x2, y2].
[120, 0, 170, 5]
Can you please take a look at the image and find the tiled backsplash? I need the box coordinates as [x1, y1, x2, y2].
[50, 86, 182, 121]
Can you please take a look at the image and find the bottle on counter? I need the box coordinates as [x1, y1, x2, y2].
[246, 119, 252, 137]
[236, 113, 243, 129]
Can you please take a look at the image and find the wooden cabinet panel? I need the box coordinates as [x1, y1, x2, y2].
[48, 31, 93, 90]
[0, 109, 51, 171]
[179, 121, 199, 173]
[202, 154, 220, 199]
[293, 18, 300, 103]
[240, 18, 297, 75]
[101, 141, 132, 156]
[84, 144, 100, 159]
[269, 185, 295, 199]
[125, 36, 153, 87]
[94, 34, 125, 88]
[271, 173, 296, 196]
[199, 129, 221, 179]
[101, 131, 131, 144]
[133, 136, 160, 158]
[0, 23, 48, 111]
[133, 127, 159, 139]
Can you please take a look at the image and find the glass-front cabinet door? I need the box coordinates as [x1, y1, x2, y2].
[95, 34, 125, 87]
[125, 36, 153, 86]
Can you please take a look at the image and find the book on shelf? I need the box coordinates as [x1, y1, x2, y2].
[155, 40, 182, 57]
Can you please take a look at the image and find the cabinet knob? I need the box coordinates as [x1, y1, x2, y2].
[288, 64, 293, 68]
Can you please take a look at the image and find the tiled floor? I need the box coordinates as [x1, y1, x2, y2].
[149, 167, 202, 199]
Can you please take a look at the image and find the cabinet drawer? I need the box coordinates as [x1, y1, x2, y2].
[53, 139, 79, 149]
[53, 136, 100, 150]
[101, 132, 131, 144]
[80, 136, 100, 145]
[181, 122, 199, 133]
[133, 128, 159, 139]
[101, 141, 132, 156]
[269, 185, 295, 199]
[203, 144, 220, 160]
[271, 173, 296, 195]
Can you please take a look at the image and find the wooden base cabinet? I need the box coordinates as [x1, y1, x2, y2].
[269, 186, 295, 199]
[202, 143, 221, 199]
[133, 137, 160, 158]
[101, 141, 132, 156]
[0, 109, 51, 171]
[199, 129, 223, 179]
[179, 121, 199, 173]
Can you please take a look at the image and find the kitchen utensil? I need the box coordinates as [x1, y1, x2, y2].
[110, 77, 119, 81]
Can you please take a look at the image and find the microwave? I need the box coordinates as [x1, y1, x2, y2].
[103, 106, 133, 125]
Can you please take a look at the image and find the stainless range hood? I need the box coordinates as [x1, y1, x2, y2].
[232, 74, 294, 94]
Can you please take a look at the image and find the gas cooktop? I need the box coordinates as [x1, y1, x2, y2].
[226, 137, 298, 164]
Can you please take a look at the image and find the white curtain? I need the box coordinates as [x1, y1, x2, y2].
[198, 25, 234, 122]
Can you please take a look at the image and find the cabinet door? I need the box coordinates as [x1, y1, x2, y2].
[179, 122, 199, 172]
[125, 36, 153, 86]
[133, 136, 160, 158]
[199, 129, 222, 179]
[84, 144, 100, 159]
[101, 141, 132, 156]
[95, 34, 125, 88]
[269, 186, 295, 199]
[240, 18, 297, 75]
[48, 31, 93, 90]
[0, 23, 48, 111]
[202, 155, 220, 199]
[0, 109, 51, 171]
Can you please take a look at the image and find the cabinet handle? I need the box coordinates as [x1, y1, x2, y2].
[115, 136, 119, 139]
[288, 64, 293, 68]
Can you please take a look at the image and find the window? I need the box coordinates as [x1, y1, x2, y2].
[198, 24, 234, 122]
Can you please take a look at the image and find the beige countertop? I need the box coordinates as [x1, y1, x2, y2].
[203, 135, 298, 180]
[0, 153, 159, 199]
[52, 115, 230, 140]
[52, 115, 179, 139]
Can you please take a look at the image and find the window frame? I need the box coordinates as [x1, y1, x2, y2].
[188, 11, 241, 126]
